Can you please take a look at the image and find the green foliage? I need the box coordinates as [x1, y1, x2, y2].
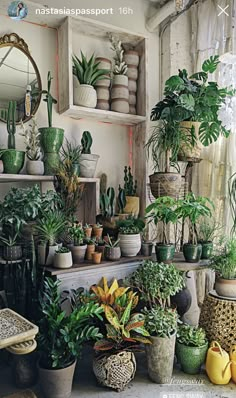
[56, 247, 70, 254]
[124, 166, 137, 196]
[72, 52, 110, 86]
[117, 216, 145, 235]
[228, 172, 236, 236]
[127, 260, 184, 309]
[68, 224, 85, 246]
[61, 138, 82, 164]
[35, 211, 66, 246]
[7, 101, 16, 149]
[0, 234, 19, 247]
[177, 324, 207, 347]
[38, 278, 103, 369]
[145, 196, 178, 244]
[105, 234, 120, 248]
[143, 306, 178, 338]
[41, 71, 57, 128]
[81, 131, 93, 154]
[20, 117, 41, 161]
[197, 216, 222, 243]
[100, 187, 115, 218]
[117, 185, 127, 213]
[210, 238, 236, 279]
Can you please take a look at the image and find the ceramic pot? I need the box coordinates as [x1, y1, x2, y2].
[124, 196, 140, 216]
[149, 172, 182, 199]
[146, 333, 176, 384]
[113, 75, 128, 86]
[183, 243, 202, 263]
[97, 100, 110, 110]
[141, 242, 153, 257]
[124, 51, 139, 67]
[80, 154, 99, 178]
[176, 341, 208, 374]
[86, 244, 96, 260]
[3, 245, 22, 261]
[127, 66, 138, 80]
[53, 251, 73, 269]
[43, 153, 60, 176]
[74, 84, 97, 108]
[92, 251, 102, 264]
[128, 78, 137, 92]
[39, 127, 64, 153]
[95, 57, 111, 87]
[0, 159, 4, 173]
[93, 351, 136, 392]
[104, 246, 121, 261]
[92, 227, 103, 240]
[178, 121, 202, 160]
[83, 227, 92, 238]
[71, 244, 87, 263]
[96, 87, 110, 101]
[26, 160, 44, 175]
[111, 85, 129, 100]
[38, 244, 58, 266]
[155, 243, 175, 263]
[111, 99, 129, 113]
[119, 233, 141, 257]
[1, 150, 25, 174]
[215, 278, 236, 298]
[171, 286, 192, 317]
[39, 361, 76, 398]
[200, 241, 213, 259]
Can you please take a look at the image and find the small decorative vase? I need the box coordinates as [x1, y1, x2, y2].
[155, 243, 175, 263]
[1, 150, 25, 174]
[74, 84, 97, 108]
[92, 251, 102, 264]
[26, 160, 44, 175]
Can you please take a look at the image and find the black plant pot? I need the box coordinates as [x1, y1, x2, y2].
[183, 243, 202, 263]
[200, 241, 213, 259]
[3, 245, 22, 261]
[141, 242, 153, 257]
[171, 286, 192, 317]
[155, 243, 175, 263]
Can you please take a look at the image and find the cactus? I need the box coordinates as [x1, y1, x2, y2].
[100, 173, 107, 195]
[0, 109, 8, 121]
[118, 185, 127, 214]
[107, 187, 115, 217]
[100, 187, 115, 217]
[7, 101, 16, 149]
[81, 131, 92, 154]
[42, 71, 57, 128]
[124, 166, 137, 196]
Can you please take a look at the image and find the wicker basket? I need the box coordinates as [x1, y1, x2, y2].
[199, 294, 236, 351]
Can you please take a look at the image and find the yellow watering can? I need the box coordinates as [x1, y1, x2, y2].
[206, 341, 231, 384]
[230, 345, 236, 383]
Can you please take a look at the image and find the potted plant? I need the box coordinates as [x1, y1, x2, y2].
[145, 196, 178, 262]
[91, 278, 150, 391]
[92, 223, 103, 240]
[92, 251, 102, 265]
[1, 101, 25, 174]
[68, 223, 87, 264]
[140, 225, 153, 257]
[176, 323, 208, 374]
[0, 213, 24, 261]
[210, 238, 236, 298]
[20, 116, 44, 175]
[128, 260, 184, 384]
[117, 185, 128, 220]
[104, 235, 121, 261]
[79, 131, 99, 178]
[0, 234, 22, 261]
[38, 278, 103, 398]
[39, 72, 64, 175]
[117, 217, 145, 257]
[72, 52, 110, 108]
[98, 186, 118, 233]
[177, 193, 213, 262]
[60, 138, 82, 176]
[85, 238, 96, 261]
[122, 166, 139, 216]
[197, 216, 222, 259]
[96, 238, 106, 260]
[53, 247, 73, 269]
[35, 211, 66, 266]
[83, 223, 92, 238]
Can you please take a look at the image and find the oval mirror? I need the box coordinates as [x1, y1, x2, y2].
[0, 33, 42, 124]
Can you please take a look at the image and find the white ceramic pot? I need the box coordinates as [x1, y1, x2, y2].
[215, 278, 236, 298]
[111, 99, 129, 114]
[0, 160, 4, 173]
[129, 92, 136, 106]
[53, 251, 73, 269]
[113, 75, 128, 86]
[74, 84, 97, 108]
[96, 87, 110, 101]
[95, 57, 111, 87]
[97, 100, 110, 110]
[119, 233, 141, 257]
[38, 244, 58, 266]
[128, 79, 137, 93]
[80, 154, 100, 178]
[129, 106, 136, 115]
[124, 51, 139, 67]
[71, 244, 87, 264]
[127, 66, 138, 80]
[26, 160, 44, 175]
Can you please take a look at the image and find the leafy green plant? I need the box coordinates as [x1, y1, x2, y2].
[41, 71, 57, 128]
[68, 224, 85, 246]
[93, 223, 103, 229]
[72, 52, 110, 86]
[210, 238, 236, 279]
[7, 100, 16, 149]
[56, 247, 70, 254]
[117, 216, 145, 235]
[20, 117, 41, 161]
[105, 235, 120, 248]
[61, 138, 82, 164]
[145, 196, 178, 244]
[143, 306, 178, 338]
[123, 166, 137, 196]
[108, 33, 128, 75]
[177, 324, 207, 347]
[35, 211, 66, 246]
[117, 185, 127, 214]
[197, 216, 222, 243]
[84, 238, 96, 245]
[38, 278, 103, 369]
[81, 131, 92, 154]
[151, 56, 235, 147]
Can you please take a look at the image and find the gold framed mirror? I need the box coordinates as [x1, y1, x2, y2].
[0, 33, 42, 124]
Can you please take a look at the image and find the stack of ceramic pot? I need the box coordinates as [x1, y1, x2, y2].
[111, 74, 129, 114]
[124, 51, 140, 115]
[95, 57, 112, 111]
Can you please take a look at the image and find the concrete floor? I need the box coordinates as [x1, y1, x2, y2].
[0, 350, 235, 398]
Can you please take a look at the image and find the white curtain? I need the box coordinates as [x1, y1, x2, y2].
[190, 0, 236, 235]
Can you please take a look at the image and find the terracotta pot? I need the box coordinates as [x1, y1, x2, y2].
[71, 244, 87, 263]
[39, 361, 76, 398]
[124, 51, 139, 67]
[53, 251, 73, 269]
[149, 172, 182, 198]
[86, 244, 96, 260]
[80, 154, 99, 178]
[97, 245, 106, 260]
[104, 246, 121, 261]
[83, 227, 92, 238]
[96, 100, 110, 110]
[26, 160, 44, 175]
[74, 84, 97, 108]
[119, 233, 141, 257]
[92, 227, 103, 240]
[124, 196, 140, 216]
[92, 251, 102, 264]
[178, 121, 203, 160]
[215, 278, 236, 298]
[128, 78, 137, 92]
[38, 244, 58, 266]
[95, 57, 111, 87]
[111, 99, 129, 113]
[127, 66, 138, 80]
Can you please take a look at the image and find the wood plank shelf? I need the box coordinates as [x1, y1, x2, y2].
[0, 174, 99, 183]
[61, 105, 147, 126]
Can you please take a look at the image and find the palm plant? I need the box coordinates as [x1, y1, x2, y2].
[35, 211, 66, 246]
[72, 52, 110, 86]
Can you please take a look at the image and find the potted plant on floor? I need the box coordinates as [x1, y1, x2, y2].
[197, 216, 222, 259]
[79, 131, 99, 178]
[20, 116, 44, 175]
[145, 196, 178, 262]
[177, 193, 213, 262]
[104, 235, 121, 261]
[127, 260, 184, 384]
[39, 72, 64, 175]
[210, 238, 236, 298]
[38, 278, 103, 398]
[176, 323, 208, 374]
[68, 223, 87, 263]
[117, 216, 145, 257]
[123, 166, 139, 216]
[72, 52, 110, 108]
[53, 247, 73, 269]
[60, 138, 82, 176]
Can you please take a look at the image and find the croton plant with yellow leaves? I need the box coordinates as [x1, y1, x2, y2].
[90, 277, 151, 352]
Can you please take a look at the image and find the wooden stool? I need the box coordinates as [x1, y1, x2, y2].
[3, 391, 37, 398]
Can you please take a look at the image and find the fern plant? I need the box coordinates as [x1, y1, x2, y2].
[72, 52, 110, 86]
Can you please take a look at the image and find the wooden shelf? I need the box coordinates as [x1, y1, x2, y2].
[0, 174, 99, 183]
[61, 105, 147, 126]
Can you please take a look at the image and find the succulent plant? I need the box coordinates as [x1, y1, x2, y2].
[72, 52, 110, 86]
[108, 33, 128, 76]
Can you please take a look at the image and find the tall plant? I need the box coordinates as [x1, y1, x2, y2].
[42, 71, 57, 128]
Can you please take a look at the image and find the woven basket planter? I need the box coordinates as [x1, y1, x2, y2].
[199, 294, 236, 351]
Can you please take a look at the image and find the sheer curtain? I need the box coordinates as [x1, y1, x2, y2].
[190, 0, 236, 235]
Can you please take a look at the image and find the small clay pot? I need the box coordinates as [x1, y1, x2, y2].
[97, 245, 106, 260]
[92, 227, 103, 240]
[83, 227, 92, 239]
[86, 244, 96, 260]
[92, 251, 102, 264]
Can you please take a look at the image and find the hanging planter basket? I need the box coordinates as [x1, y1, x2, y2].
[149, 172, 182, 199]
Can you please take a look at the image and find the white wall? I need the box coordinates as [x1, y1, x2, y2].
[0, 0, 159, 199]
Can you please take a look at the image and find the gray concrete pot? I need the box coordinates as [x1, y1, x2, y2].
[146, 333, 176, 384]
[71, 244, 87, 263]
[26, 160, 44, 175]
[79, 154, 99, 178]
[39, 361, 76, 398]
[38, 244, 58, 266]
[53, 251, 73, 269]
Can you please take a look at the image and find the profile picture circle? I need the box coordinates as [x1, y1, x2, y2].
[8, 1, 28, 20]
